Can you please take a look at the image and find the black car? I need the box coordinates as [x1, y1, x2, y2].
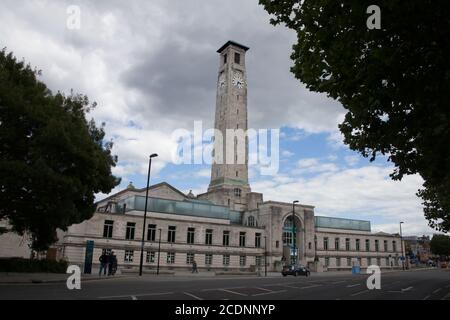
[281, 265, 310, 277]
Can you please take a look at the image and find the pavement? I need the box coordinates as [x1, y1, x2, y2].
[0, 268, 449, 300]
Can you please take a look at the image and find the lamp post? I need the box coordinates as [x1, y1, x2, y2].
[156, 228, 162, 275]
[139, 153, 158, 276]
[264, 236, 267, 277]
[400, 221, 405, 270]
[292, 200, 299, 265]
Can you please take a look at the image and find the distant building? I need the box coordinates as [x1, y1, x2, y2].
[404, 235, 432, 263]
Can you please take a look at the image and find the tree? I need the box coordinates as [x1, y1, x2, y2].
[259, 0, 450, 232]
[430, 234, 450, 257]
[0, 49, 121, 251]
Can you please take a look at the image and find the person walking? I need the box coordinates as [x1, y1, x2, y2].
[192, 260, 198, 273]
[99, 252, 107, 276]
[109, 251, 117, 276]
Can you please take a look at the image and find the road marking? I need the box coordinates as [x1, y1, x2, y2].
[252, 290, 287, 296]
[351, 290, 368, 296]
[299, 284, 322, 290]
[423, 295, 430, 300]
[98, 292, 174, 299]
[183, 292, 203, 300]
[332, 281, 346, 284]
[346, 284, 361, 288]
[202, 286, 245, 292]
[441, 293, 450, 300]
[131, 296, 137, 300]
[433, 288, 442, 294]
[219, 288, 248, 296]
[254, 287, 274, 292]
[402, 286, 413, 292]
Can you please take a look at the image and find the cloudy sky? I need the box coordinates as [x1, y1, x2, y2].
[0, 0, 434, 236]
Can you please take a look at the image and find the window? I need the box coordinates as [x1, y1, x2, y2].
[167, 252, 175, 264]
[168, 226, 176, 243]
[283, 231, 293, 246]
[384, 240, 388, 252]
[239, 255, 246, 266]
[239, 232, 246, 247]
[255, 233, 261, 248]
[368, 257, 372, 265]
[323, 237, 329, 250]
[375, 240, 379, 252]
[223, 231, 230, 246]
[147, 224, 156, 241]
[124, 250, 133, 262]
[356, 239, 360, 251]
[102, 248, 112, 255]
[385, 257, 389, 266]
[308, 242, 312, 250]
[276, 241, 279, 248]
[247, 216, 255, 227]
[187, 227, 195, 244]
[377, 258, 381, 266]
[325, 257, 330, 267]
[103, 220, 114, 238]
[256, 256, 262, 266]
[347, 257, 351, 266]
[366, 239, 370, 251]
[335, 238, 340, 250]
[205, 229, 213, 245]
[357, 257, 362, 266]
[345, 238, 351, 251]
[336, 257, 341, 267]
[223, 54, 227, 64]
[234, 52, 240, 64]
[125, 222, 135, 240]
[393, 241, 397, 252]
[236, 171, 238, 177]
[186, 253, 194, 265]
[146, 251, 155, 263]
[205, 254, 213, 265]
[234, 188, 241, 197]
[223, 254, 230, 266]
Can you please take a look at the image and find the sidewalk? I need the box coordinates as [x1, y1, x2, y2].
[0, 272, 128, 284]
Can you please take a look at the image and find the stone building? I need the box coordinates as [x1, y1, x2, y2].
[0, 41, 404, 273]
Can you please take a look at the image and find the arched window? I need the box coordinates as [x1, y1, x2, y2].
[247, 216, 255, 227]
[282, 216, 297, 246]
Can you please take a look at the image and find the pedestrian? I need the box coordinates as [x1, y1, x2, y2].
[192, 260, 198, 273]
[99, 252, 108, 276]
[109, 251, 117, 276]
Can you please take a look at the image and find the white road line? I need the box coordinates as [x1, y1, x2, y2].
[219, 288, 248, 296]
[183, 292, 203, 300]
[254, 287, 274, 292]
[332, 281, 346, 284]
[202, 286, 245, 292]
[346, 284, 361, 288]
[351, 290, 368, 296]
[252, 290, 287, 296]
[300, 284, 322, 290]
[441, 293, 450, 300]
[98, 292, 174, 299]
[131, 296, 137, 300]
[282, 285, 302, 289]
[402, 286, 413, 292]
[423, 295, 430, 300]
[433, 288, 442, 294]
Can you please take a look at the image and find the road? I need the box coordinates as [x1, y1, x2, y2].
[0, 269, 449, 300]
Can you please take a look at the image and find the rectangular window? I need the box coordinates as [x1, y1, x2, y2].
[234, 52, 240, 64]
[336, 257, 341, 267]
[167, 252, 175, 264]
[223, 54, 227, 64]
[393, 241, 397, 252]
[377, 257, 381, 266]
[223, 254, 230, 266]
[239, 255, 246, 266]
[124, 250, 133, 262]
[356, 239, 360, 251]
[187, 227, 195, 244]
[168, 226, 176, 243]
[223, 231, 230, 246]
[385, 257, 389, 266]
[205, 254, 213, 265]
[255, 233, 261, 248]
[125, 222, 135, 240]
[239, 232, 246, 247]
[335, 238, 340, 250]
[366, 239, 370, 251]
[146, 251, 155, 263]
[102, 248, 112, 256]
[323, 237, 329, 250]
[103, 220, 114, 238]
[205, 229, 213, 245]
[347, 257, 351, 266]
[147, 224, 156, 241]
[256, 256, 262, 266]
[186, 253, 194, 265]
[283, 231, 293, 246]
[375, 240, 379, 252]
[345, 238, 350, 251]
[384, 240, 388, 252]
[368, 257, 372, 265]
[357, 257, 361, 266]
[276, 241, 279, 248]
[325, 257, 329, 267]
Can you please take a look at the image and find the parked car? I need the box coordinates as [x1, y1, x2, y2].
[282, 264, 310, 277]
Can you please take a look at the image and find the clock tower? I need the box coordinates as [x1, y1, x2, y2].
[206, 41, 251, 210]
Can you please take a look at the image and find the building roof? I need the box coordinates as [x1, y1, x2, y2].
[315, 216, 371, 232]
[217, 41, 250, 53]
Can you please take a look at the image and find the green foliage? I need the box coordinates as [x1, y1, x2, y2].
[0, 49, 121, 250]
[0, 258, 69, 273]
[430, 234, 450, 257]
[259, 0, 450, 232]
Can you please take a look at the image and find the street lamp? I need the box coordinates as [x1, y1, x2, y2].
[400, 221, 405, 271]
[156, 228, 162, 275]
[264, 236, 267, 277]
[292, 200, 299, 265]
[139, 153, 158, 276]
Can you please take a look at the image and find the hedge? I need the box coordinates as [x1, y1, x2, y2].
[0, 258, 68, 273]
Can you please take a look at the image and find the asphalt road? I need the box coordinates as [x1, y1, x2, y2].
[0, 269, 449, 300]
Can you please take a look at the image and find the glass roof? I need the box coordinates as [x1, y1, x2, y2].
[315, 216, 371, 232]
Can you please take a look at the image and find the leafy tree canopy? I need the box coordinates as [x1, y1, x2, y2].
[259, 0, 450, 232]
[430, 234, 450, 257]
[0, 49, 121, 250]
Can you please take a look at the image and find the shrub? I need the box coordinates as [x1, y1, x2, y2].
[0, 258, 68, 273]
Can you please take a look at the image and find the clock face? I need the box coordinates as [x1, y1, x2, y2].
[232, 72, 245, 89]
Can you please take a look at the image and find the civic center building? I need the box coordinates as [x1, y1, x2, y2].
[0, 41, 404, 273]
